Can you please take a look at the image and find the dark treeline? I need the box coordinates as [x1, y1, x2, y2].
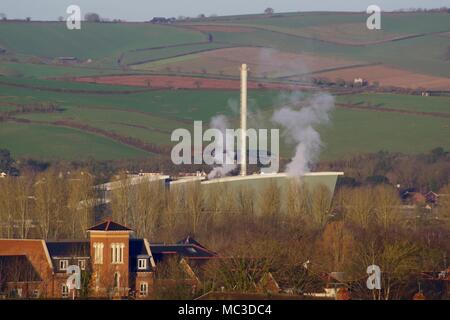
[0, 102, 63, 122]
[317, 148, 450, 192]
[2, 147, 448, 192]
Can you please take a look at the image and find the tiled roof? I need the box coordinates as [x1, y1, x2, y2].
[129, 239, 152, 272]
[130, 239, 148, 257]
[87, 220, 132, 232]
[150, 239, 216, 263]
[177, 236, 207, 249]
[0, 255, 41, 282]
[46, 241, 90, 258]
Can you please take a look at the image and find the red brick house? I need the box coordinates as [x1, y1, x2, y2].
[0, 220, 216, 299]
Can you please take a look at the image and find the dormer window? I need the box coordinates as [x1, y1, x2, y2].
[138, 258, 147, 270]
[59, 259, 68, 270]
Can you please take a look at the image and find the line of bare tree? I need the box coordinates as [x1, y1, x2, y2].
[1, 168, 449, 298]
[106, 172, 449, 299]
[0, 169, 95, 240]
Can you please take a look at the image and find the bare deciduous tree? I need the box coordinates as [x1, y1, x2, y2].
[111, 171, 133, 226]
[132, 179, 164, 239]
[67, 170, 95, 239]
[34, 170, 67, 240]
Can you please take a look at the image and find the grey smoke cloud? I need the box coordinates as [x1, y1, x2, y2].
[272, 92, 334, 176]
[207, 115, 237, 179]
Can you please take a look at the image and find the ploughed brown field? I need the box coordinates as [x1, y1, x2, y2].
[315, 65, 450, 90]
[74, 75, 316, 90]
[135, 47, 363, 78]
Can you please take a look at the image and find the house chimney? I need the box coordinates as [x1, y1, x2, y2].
[240, 64, 248, 176]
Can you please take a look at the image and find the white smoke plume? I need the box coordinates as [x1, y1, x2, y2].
[257, 47, 310, 80]
[207, 115, 237, 179]
[272, 92, 334, 176]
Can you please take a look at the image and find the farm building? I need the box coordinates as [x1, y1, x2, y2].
[353, 78, 368, 86]
[150, 17, 176, 24]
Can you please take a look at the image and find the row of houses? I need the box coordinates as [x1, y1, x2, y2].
[1, 219, 449, 300]
[0, 220, 216, 299]
[0, 219, 313, 300]
[400, 189, 443, 205]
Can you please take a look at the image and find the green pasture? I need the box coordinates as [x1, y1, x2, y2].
[0, 122, 151, 160]
[336, 93, 450, 115]
[1, 78, 449, 161]
[0, 22, 206, 64]
[123, 42, 230, 66]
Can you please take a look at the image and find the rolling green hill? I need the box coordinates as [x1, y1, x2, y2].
[0, 13, 449, 162]
[0, 77, 448, 160]
[0, 22, 206, 62]
[0, 122, 151, 160]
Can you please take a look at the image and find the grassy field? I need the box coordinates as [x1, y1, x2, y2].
[0, 61, 124, 78]
[1, 76, 449, 160]
[0, 122, 151, 160]
[123, 42, 231, 66]
[187, 12, 450, 40]
[320, 108, 450, 159]
[0, 13, 449, 162]
[196, 29, 450, 78]
[336, 93, 450, 114]
[0, 78, 279, 119]
[0, 22, 206, 64]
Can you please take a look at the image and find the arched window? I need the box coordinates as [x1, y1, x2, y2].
[114, 272, 120, 289]
[93, 242, 104, 264]
[111, 243, 125, 264]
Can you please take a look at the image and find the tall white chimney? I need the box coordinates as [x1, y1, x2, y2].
[240, 64, 248, 176]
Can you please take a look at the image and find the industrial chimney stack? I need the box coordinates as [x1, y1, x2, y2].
[240, 64, 248, 177]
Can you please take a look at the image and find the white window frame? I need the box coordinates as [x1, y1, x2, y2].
[33, 289, 40, 298]
[138, 258, 147, 270]
[61, 284, 69, 298]
[93, 242, 104, 264]
[111, 243, 125, 264]
[78, 259, 86, 270]
[59, 259, 68, 271]
[139, 282, 148, 297]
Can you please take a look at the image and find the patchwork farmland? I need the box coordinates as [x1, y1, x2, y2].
[0, 11, 449, 161]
